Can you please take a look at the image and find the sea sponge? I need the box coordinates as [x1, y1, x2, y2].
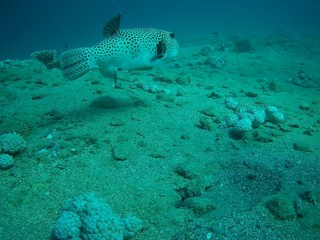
[252, 109, 267, 128]
[224, 97, 239, 110]
[53, 193, 142, 240]
[205, 57, 225, 69]
[0, 154, 14, 170]
[220, 97, 285, 139]
[233, 117, 253, 135]
[53, 211, 81, 239]
[219, 113, 239, 129]
[265, 106, 285, 124]
[235, 103, 256, 115]
[238, 112, 254, 121]
[0, 132, 26, 155]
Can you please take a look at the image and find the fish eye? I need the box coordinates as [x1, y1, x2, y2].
[170, 33, 175, 38]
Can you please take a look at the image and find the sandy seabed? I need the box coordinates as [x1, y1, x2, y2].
[0, 31, 320, 240]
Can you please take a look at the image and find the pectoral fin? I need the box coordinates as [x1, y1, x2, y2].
[99, 66, 118, 87]
[151, 40, 166, 61]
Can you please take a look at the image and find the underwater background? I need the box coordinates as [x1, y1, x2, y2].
[0, 0, 320, 239]
[1, 0, 320, 59]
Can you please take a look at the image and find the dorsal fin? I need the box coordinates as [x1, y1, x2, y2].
[103, 14, 121, 37]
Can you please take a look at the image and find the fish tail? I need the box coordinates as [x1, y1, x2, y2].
[60, 47, 97, 80]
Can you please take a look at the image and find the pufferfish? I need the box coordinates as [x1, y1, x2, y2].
[60, 14, 179, 84]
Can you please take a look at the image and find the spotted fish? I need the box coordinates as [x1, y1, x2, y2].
[60, 14, 179, 82]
